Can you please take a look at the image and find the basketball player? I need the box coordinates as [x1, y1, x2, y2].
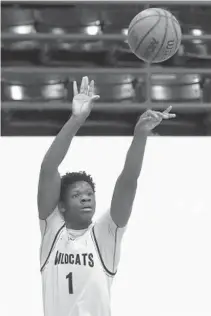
[38, 76, 176, 316]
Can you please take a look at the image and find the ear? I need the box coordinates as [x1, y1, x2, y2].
[58, 201, 65, 213]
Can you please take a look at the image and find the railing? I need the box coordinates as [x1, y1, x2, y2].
[2, 34, 211, 41]
[2, 31, 211, 110]
[2, 66, 211, 110]
[2, 0, 210, 4]
[1, 102, 211, 111]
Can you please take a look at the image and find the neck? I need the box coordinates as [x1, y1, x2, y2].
[65, 221, 91, 230]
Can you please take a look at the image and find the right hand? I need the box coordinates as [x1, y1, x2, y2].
[134, 106, 176, 135]
[72, 76, 100, 120]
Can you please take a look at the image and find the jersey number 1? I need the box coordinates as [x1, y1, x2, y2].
[66, 272, 73, 294]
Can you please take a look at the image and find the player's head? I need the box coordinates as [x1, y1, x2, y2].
[59, 171, 96, 229]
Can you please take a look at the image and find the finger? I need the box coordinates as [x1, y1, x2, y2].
[73, 81, 78, 96]
[91, 95, 100, 101]
[162, 113, 176, 119]
[163, 105, 172, 114]
[80, 76, 88, 94]
[80, 77, 85, 93]
[153, 110, 176, 120]
[148, 111, 161, 121]
[88, 80, 95, 97]
[146, 109, 161, 120]
[155, 112, 169, 119]
[84, 76, 89, 94]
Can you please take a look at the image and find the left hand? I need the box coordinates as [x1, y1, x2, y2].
[72, 77, 100, 120]
[134, 106, 176, 135]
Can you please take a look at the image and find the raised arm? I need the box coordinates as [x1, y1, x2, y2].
[110, 106, 176, 227]
[37, 77, 99, 220]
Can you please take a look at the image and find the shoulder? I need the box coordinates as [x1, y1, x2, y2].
[39, 206, 65, 236]
[93, 209, 127, 238]
[94, 209, 126, 228]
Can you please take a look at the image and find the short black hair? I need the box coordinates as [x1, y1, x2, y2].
[60, 171, 95, 202]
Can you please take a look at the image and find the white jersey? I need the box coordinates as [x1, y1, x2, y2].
[39, 208, 126, 316]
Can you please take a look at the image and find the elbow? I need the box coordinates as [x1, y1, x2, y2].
[40, 160, 57, 174]
[40, 161, 49, 173]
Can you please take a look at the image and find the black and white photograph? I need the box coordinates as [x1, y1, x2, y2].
[1, 1, 211, 316]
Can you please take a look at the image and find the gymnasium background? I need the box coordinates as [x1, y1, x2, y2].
[1, 1, 211, 316]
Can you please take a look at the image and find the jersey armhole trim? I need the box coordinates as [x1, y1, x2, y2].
[40, 223, 65, 273]
[91, 226, 117, 277]
[113, 226, 118, 272]
[40, 219, 47, 262]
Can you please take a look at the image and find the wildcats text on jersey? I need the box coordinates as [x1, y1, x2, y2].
[54, 251, 94, 267]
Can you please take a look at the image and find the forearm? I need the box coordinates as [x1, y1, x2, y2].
[110, 107, 174, 227]
[41, 115, 85, 170]
[122, 131, 148, 181]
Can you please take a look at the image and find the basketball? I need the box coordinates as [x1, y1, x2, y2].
[127, 8, 182, 63]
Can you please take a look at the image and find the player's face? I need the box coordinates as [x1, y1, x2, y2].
[63, 181, 96, 229]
